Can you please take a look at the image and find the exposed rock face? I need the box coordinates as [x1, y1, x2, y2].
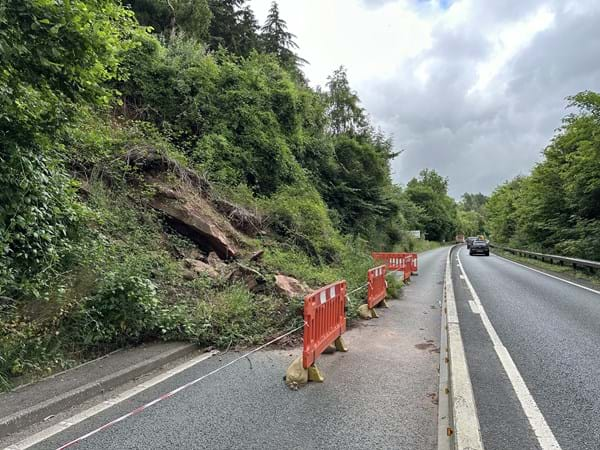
[183, 258, 219, 279]
[275, 275, 311, 299]
[150, 185, 238, 260]
[213, 197, 264, 236]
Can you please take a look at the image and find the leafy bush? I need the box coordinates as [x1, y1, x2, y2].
[262, 183, 344, 263]
[386, 274, 404, 299]
[69, 274, 160, 348]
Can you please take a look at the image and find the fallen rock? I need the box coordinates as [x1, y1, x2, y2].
[183, 258, 219, 279]
[228, 264, 266, 291]
[207, 251, 225, 269]
[274, 274, 310, 299]
[249, 250, 264, 262]
[182, 270, 197, 281]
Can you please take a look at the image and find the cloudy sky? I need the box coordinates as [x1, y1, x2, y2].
[249, 0, 600, 197]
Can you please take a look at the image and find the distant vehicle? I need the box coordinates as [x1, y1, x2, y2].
[466, 237, 477, 249]
[469, 239, 490, 256]
[455, 234, 465, 243]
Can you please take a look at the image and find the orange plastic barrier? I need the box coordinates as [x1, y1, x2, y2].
[302, 280, 347, 369]
[367, 265, 387, 309]
[402, 254, 412, 281]
[371, 252, 403, 271]
[398, 252, 418, 273]
[410, 252, 418, 272]
[371, 252, 418, 281]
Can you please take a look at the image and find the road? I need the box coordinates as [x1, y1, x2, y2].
[453, 245, 600, 450]
[5, 247, 448, 450]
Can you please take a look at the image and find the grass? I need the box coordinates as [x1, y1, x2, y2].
[493, 248, 600, 288]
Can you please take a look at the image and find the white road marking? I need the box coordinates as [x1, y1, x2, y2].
[443, 246, 484, 449]
[468, 301, 480, 314]
[3, 351, 219, 450]
[493, 253, 600, 296]
[457, 250, 562, 450]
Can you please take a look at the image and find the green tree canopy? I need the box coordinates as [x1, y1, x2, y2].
[405, 169, 458, 241]
[486, 91, 600, 259]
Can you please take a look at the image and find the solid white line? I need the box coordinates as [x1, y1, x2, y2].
[444, 247, 484, 449]
[3, 351, 219, 450]
[493, 252, 600, 296]
[457, 250, 562, 450]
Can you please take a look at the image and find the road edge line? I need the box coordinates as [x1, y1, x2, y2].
[0, 343, 199, 439]
[493, 252, 600, 296]
[457, 249, 562, 450]
[3, 351, 219, 450]
[439, 245, 483, 450]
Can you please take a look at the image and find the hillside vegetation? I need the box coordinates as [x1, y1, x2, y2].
[0, 0, 468, 389]
[486, 92, 600, 260]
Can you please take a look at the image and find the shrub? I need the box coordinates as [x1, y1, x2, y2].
[262, 183, 344, 263]
[66, 273, 159, 349]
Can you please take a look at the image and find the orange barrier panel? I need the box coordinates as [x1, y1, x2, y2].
[402, 254, 412, 281]
[371, 252, 401, 271]
[302, 280, 347, 370]
[372, 252, 419, 280]
[372, 252, 408, 279]
[398, 252, 418, 273]
[367, 265, 387, 309]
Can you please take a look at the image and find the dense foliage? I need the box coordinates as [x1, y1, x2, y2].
[487, 92, 600, 260]
[0, 0, 463, 388]
[457, 193, 488, 237]
[405, 170, 458, 241]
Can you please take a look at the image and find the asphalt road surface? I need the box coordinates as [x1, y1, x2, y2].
[453, 245, 600, 450]
[11, 247, 447, 450]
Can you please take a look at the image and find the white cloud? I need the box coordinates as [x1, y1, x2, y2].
[468, 6, 555, 95]
[249, 0, 600, 197]
[250, 0, 436, 86]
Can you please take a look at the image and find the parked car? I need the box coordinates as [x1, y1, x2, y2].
[466, 237, 477, 249]
[469, 239, 490, 256]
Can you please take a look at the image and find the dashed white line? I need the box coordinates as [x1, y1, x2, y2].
[468, 301, 480, 314]
[457, 250, 562, 450]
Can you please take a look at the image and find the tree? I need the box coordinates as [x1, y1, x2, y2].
[460, 192, 488, 213]
[127, 0, 212, 41]
[486, 91, 600, 259]
[405, 170, 458, 241]
[261, 2, 304, 73]
[207, 0, 260, 56]
[457, 192, 487, 236]
[326, 67, 368, 136]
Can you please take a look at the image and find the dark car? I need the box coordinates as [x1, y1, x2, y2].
[469, 239, 490, 256]
[466, 237, 477, 249]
